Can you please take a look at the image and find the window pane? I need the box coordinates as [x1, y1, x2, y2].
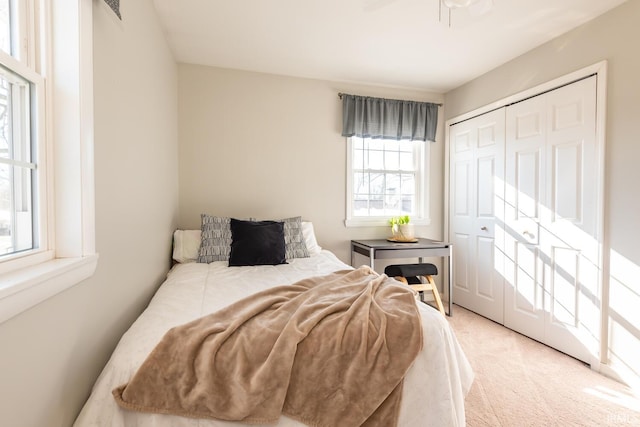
[386, 173, 400, 196]
[354, 172, 368, 195]
[0, 75, 31, 163]
[384, 173, 401, 215]
[401, 174, 415, 195]
[385, 140, 400, 152]
[370, 195, 383, 216]
[399, 140, 414, 152]
[369, 148, 383, 170]
[353, 148, 365, 169]
[370, 173, 384, 195]
[385, 149, 399, 170]
[0, 1, 9, 56]
[400, 151, 414, 170]
[0, 163, 10, 248]
[0, 164, 33, 254]
[353, 198, 368, 216]
[369, 139, 384, 151]
[384, 194, 398, 215]
[0, 67, 35, 256]
[0, 78, 7, 159]
[401, 197, 413, 215]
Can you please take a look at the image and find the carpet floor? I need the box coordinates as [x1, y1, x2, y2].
[446, 305, 640, 426]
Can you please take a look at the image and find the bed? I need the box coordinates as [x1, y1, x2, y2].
[74, 219, 473, 427]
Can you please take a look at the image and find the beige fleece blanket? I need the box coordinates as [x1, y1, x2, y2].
[113, 266, 422, 427]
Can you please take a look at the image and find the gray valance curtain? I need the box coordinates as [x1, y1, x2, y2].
[341, 94, 439, 142]
[104, 0, 122, 19]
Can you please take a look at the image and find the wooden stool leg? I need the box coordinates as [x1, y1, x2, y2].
[424, 275, 446, 316]
[394, 276, 422, 301]
[393, 275, 440, 311]
[394, 276, 409, 285]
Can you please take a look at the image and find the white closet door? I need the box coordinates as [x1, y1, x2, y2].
[543, 76, 600, 362]
[450, 109, 505, 324]
[504, 93, 547, 342]
[504, 76, 599, 363]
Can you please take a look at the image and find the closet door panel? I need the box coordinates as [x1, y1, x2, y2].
[504, 76, 599, 364]
[476, 235, 497, 300]
[449, 108, 505, 324]
[451, 125, 474, 305]
[477, 156, 495, 218]
[510, 242, 545, 342]
[504, 95, 547, 336]
[453, 233, 471, 293]
[543, 76, 599, 363]
[552, 142, 582, 221]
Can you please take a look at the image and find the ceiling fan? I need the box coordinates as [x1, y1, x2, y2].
[364, 0, 494, 17]
[439, 0, 493, 26]
[442, 0, 493, 16]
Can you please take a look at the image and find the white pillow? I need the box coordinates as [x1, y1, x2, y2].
[301, 221, 322, 255]
[172, 229, 202, 263]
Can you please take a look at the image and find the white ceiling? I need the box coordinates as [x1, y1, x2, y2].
[152, 0, 627, 93]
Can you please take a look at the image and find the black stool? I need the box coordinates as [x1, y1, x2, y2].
[384, 263, 445, 316]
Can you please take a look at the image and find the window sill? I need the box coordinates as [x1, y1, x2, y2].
[0, 254, 99, 324]
[345, 218, 431, 227]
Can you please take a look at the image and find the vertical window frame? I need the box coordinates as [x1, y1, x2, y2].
[4, 0, 34, 64]
[0, 0, 49, 270]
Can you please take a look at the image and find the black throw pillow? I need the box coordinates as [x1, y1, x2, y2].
[229, 219, 287, 266]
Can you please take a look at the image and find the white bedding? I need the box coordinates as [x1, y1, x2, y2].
[74, 251, 473, 427]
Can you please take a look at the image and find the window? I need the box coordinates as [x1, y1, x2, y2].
[0, 0, 44, 260]
[346, 136, 429, 226]
[0, 66, 36, 255]
[0, 0, 97, 324]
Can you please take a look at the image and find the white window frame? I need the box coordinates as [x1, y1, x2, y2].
[0, 0, 97, 324]
[345, 136, 431, 227]
[0, 0, 47, 263]
[0, 58, 43, 257]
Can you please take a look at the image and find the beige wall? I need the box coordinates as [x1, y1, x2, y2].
[177, 64, 445, 264]
[445, 1, 640, 389]
[0, 1, 179, 426]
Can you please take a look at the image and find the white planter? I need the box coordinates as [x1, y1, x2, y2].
[392, 224, 415, 241]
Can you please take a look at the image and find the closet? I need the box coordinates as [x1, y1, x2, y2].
[449, 75, 602, 364]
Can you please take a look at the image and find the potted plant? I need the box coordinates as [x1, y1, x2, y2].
[388, 215, 415, 241]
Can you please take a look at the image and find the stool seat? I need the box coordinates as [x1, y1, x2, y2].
[384, 263, 445, 316]
[384, 263, 438, 278]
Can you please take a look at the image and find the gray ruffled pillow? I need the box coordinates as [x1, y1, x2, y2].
[197, 215, 233, 263]
[282, 216, 309, 260]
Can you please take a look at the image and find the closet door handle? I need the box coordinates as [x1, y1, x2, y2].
[480, 226, 488, 231]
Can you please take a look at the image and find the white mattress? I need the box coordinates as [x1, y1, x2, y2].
[74, 251, 473, 427]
